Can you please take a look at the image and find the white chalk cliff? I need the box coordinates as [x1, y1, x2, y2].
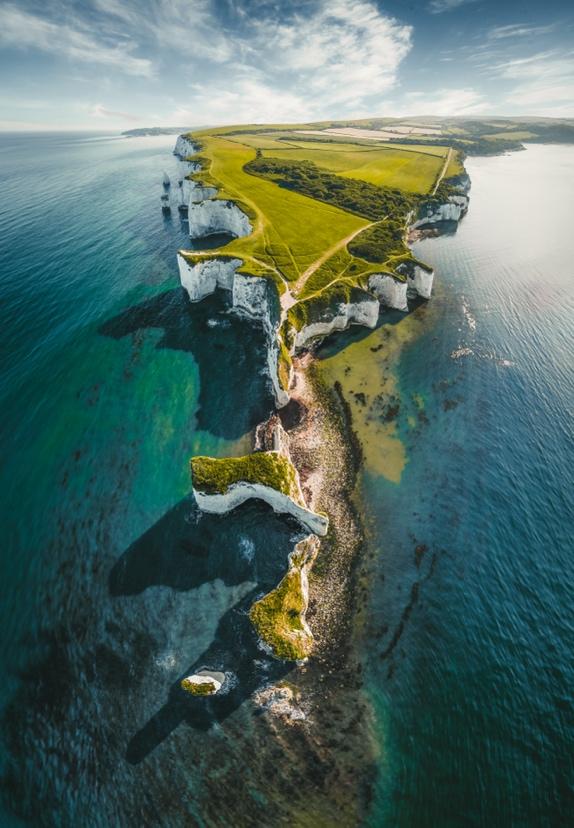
[189, 184, 218, 204]
[193, 483, 329, 536]
[367, 273, 408, 311]
[411, 194, 469, 230]
[174, 135, 196, 159]
[188, 199, 251, 240]
[294, 296, 379, 351]
[177, 254, 289, 407]
[395, 260, 435, 300]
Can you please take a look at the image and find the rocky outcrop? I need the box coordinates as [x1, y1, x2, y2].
[189, 184, 217, 204]
[174, 135, 196, 159]
[181, 669, 225, 696]
[367, 272, 408, 311]
[193, 482, 329, 536]
[249, 535, 320, 661]
[177, 254, 241, 302]
[188, 199, 251, 240]
[177, 254, 289, 407]
[294, 295, 379, 351]
[395, 259, 435, 300]
[411, 193, 469, 230]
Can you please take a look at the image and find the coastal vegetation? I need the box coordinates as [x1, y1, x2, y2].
[347, 219, 408, 263]
[181, 677, 217, 696]
[244, 155, 416, 221]
[249, 566, 311, 661]
[191, 451, 299, 499]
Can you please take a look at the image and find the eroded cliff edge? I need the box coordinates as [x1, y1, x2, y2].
[174, 133, 470, 677]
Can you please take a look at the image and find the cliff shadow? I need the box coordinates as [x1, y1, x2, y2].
[111, 497, 304, 762]
[98, 288, 274, 440]
[126, 590, 293, 764]
[316, 306, 418, 360]
[110, 496, 303, 597]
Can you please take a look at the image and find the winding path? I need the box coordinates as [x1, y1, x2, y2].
[290, 219, 384, 298]
[432, 147, 453, 195]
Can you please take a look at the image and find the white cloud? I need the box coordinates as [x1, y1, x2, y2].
[172, 79, 316, 126]
[91, 104, 143, 122]
[164, 0, 414, 125]
[488, 23, 557, 40]
[0, 4, 153, 77]
[93, 0, 234, 63]
[390, 87, 488, 116]
[249, 1, 412, 112]
[428, 0, 477, 14]
[491, 51, 574, 117]
[493, 51, 574, 81]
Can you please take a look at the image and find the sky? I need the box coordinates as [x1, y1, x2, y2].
[0, 0, 573, 131]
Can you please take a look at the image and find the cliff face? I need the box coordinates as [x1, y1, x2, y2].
[177, 254, 241, 302]
[173, 135, 196, 158]
[368, 273, 408, 311]
[189, 184, 218, 204]
[396, 260, 435, 300]
[177, 254, 289, 407]
[193, 483, 329, 536]
[187, 199, 252, 240]
[294, 296, 379, 351]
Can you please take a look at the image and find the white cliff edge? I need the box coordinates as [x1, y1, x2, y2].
[411, 193, 469, 230]
[174, 135, 196, 158]
[188, 199, 252, 240]
[367, 273, 408, 311]
[395, 261, 435, 300]
[177, 254, 289, 407]
[294, 297, 379, 350]
[193, 483, 329, 537]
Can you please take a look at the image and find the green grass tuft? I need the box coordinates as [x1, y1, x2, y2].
[191, 451, 299, 498]
[249, 569, 311, 661]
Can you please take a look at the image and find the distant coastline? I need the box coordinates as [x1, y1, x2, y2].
[122, 126, 196, 137]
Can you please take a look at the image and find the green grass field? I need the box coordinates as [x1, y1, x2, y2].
[188, 134, 368, 285]
[184, 126, 456, 297]
[252, 138, 451, 194]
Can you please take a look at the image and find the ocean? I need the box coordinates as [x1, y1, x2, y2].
[355, 144, 574, 826]
[0, 133, 572, 825]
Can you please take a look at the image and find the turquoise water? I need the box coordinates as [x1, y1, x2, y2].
[1, 134, 573, 826]
[363, 145, 574, 826]
[0, 133, 300, 825]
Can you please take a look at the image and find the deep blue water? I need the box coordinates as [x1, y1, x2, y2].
[363, 145, 574, 826]
[0, 132, 296, 826]
[0, 133, 572, 826]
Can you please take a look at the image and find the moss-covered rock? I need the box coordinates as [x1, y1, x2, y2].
[180, 670, 225, 696]
[249, 536, 319, 661]
[191, 451, 299, 499]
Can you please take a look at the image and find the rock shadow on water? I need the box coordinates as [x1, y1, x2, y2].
[125, 591, 293, 764]
[110, 496, 300, 597]
[315, 307, 414, 360]
[112, 498, 304, 764]
[98, 287, 274, 440]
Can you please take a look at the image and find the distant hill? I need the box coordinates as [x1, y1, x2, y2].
[122, 126, 195, 137]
